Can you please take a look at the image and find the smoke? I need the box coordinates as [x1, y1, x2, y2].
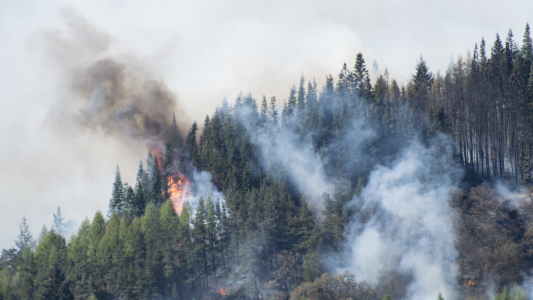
[494, 181, 529, 208]
[230, 89, 463, 299]
[343, 138, 462, 300]
[186, 170, 226, 209]
[72, 59, 177, 140]
[41, 10, 189, 148]
[254, 126, 335, 209]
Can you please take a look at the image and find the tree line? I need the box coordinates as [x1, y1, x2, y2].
[2, 23, 533, 300]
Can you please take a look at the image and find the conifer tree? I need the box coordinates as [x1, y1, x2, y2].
[171, 114, 184, 149]
[206, 197, 218, 279]
[15, 216, 35, 251]
[162, 142, 174, 201]
[193, 197, 208, 286]
[522, 23, 532, 62]
[354, 53, 372, 99]
[297, 74, 306, 109]
[123, 185, 135, 216]
[150, 156, 163, 204]
[269, 96, 279, 129]
[259, 96, 268, 131]
[109, 166, 125, 215]
[53, 207, 66, 236]
[287, 85, 297, 116]
[186, 122, 200, 168]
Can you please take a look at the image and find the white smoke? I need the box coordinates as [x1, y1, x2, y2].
[344, 139, 461, 300]
[494, 181, 529, 208]
[186, 169, 226, 209]
[255, 127, 334, 208]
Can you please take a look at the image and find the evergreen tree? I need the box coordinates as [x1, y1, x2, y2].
[171, 113, 184, 149]
[269, 96, 279, 129]
[259, 96, 268, 131]
[123, 185, 135, 216]
[15, 216, 35, 251]
[134, 161, 147, 216]
[192, 197, 208, 286]
[150, 156, 163, 204]
[53, 207, 66, 236]
[109, 166, 125, 215]
[38, 261, 74, 300]
[162, 142, 174, 201]
[206, 197, 218, 279]
[522, 23, 532, 62]
[186, 122, 200, 168]
[354, 53, 372, 99]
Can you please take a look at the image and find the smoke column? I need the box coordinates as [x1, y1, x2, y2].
[344, 138, 462, 300]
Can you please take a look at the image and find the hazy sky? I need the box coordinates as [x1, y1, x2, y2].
[1, 0, 532, 249]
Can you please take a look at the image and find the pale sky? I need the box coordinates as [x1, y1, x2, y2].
[1, 0, 532, 249]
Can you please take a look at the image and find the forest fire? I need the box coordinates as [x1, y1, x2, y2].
[217, 286, 228, 295]
[167, 175, 191, 215]
[467, 280, 475, 286]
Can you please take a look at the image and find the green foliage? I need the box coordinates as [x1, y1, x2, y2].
[382, 293, 392, 300]
[109, 166, 125, 215]
[5, 24, 533, 299]
[16, 216, 35, 251]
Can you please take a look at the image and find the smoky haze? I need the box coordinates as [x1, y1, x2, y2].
[42, 12, 189, 145]
[1, 0, 533, 261]
[230, 89, 462, 299]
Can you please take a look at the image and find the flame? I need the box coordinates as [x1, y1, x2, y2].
[168, 174, 191, 215]
[150, 149, 164, 170]
[467, 279, 475, 286]
[217, 286, 228, 295]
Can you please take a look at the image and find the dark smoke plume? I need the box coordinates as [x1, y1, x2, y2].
[41, 11, 189, 147]
[72, 58, 178, 141]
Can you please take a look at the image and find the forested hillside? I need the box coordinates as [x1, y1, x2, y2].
[2, 24, 533, 300]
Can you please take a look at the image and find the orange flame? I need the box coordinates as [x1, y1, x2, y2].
[217, 286, 228, 295]
[150, 149, 164, 170]
[167, 174, 191, 215]
[467, 279, 475, 286]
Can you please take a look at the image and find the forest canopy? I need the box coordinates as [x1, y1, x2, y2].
[2, 24, 533, 300]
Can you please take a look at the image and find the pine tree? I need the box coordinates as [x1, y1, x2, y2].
[171, 114, 184, 149]
[150, 156, 163, 204]
[269, 96, 279, 130]
[15, 216, 36, 251]
[192, 197, 208, 286]
[123, 185, 135, 216]
[109, 166, 125, 215]
[162, 142, 174, 201]
[53, 207, 66, 236]
[141, 204, 162, 296]
[134, 161, 147, 216]
[297, 74, 306, 109]
[206, 197, 218, 279]
[354, 53, 372, 99]
[259, 96, 268, 131]
[39, 261, 74, 300]
[287, 85, 297, 116]
[186, 122, 200, 168]
[522, 23, 532, 62]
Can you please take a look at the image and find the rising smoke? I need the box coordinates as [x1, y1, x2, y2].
[343, 137, 462, 300]
[41, 10, 189, 148]
[231, 90, 464, 299]
[35, 10, 525, 300]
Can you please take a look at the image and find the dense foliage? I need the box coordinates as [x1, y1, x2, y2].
[2, 24, 533, 300]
